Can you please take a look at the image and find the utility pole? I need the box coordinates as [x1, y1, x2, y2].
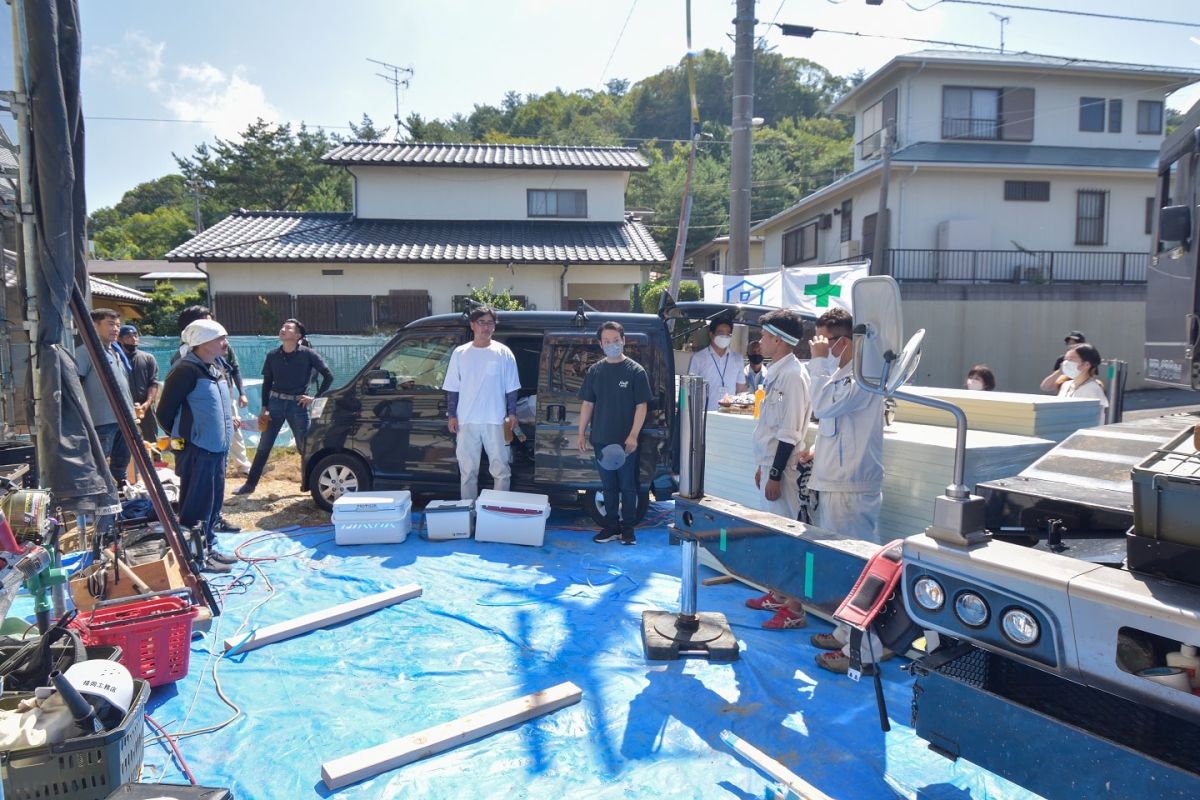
[367, 58, 414, 142]
[871, 120, 894, 276]
[666, 0, 702, 306]
[728, 0, 755, 275]
[186, 177, 205, 234]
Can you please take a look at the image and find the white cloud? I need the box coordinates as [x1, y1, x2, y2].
[84, 31, 165, 91]
[164, 66, 279, 138]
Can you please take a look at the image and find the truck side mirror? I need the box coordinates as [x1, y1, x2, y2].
[363, 369, 396, 394]
[1159, 205, 1192, 243]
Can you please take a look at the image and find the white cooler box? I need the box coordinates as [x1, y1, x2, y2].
[474, 490, 550, 547]
[424, 499, 474, 540]
[332, 490, 412, 545]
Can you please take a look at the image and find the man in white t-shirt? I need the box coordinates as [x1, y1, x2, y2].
[688, 316, 746, 411]
[442, 306, 521, 500]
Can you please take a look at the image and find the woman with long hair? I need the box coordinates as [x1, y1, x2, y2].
[1040, 343, 1108, 425]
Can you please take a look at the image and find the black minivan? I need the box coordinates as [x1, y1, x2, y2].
[301, 302, 776, 523]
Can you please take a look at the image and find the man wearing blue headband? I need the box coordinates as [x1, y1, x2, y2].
[743, 308, 811, 630]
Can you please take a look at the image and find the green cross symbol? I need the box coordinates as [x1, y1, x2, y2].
[804, 273, 841, 307]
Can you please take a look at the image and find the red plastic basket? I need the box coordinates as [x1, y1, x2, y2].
[72, 594, 196, 687]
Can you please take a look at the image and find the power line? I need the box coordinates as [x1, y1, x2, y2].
[599, 0, 641, 88]
[908, 0, 1200, 29]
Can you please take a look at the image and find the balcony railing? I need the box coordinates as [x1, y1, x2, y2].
[857, 129, 883, 160]
[941, 116, 1000, 140]
[883, 249, 1148, 285]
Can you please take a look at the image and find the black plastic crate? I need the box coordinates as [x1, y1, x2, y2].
[928, 646, 1200, 776]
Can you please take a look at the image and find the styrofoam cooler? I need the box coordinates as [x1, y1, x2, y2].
[474, 489, 550, 546]
[425, 499, 474, 540]
[332, 490, 412, 545]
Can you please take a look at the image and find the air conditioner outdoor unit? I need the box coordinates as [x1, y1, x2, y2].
[840, 239, 861, 259]
[819, 214, 834, 230]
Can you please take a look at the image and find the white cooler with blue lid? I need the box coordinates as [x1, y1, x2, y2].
[424, 499, 474, 540]
[474, 489, 550, 547]
[332, 490, 412, 545]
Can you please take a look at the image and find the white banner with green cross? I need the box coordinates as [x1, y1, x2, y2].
[780, 262, 870, 316]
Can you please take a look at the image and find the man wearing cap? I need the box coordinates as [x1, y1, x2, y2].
[742, 308, 811, 629]
[156, 320, 237, 573]
[577, 321, 652, 546]
[77, 308, 137, 487]
[441, 305, 521, 501]
[1050, 331, 1087, 376]
[117, 324, 160, 446]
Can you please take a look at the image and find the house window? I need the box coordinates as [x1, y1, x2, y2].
[860, 88, 897, 159]
[1076, 190, 1108, 246]
[707, 252, 721, 272]
[839, 199, 853, 243]
[321, 269, 344, 276]
[943, 87, 1000, 139]
[862, 213, 877, 258]
[1108, 99, 1123, 133]
[1004, 180, 1050, 202]
[1146, 197, 1156, 235]
[1079, 97, 1105, 132]
[783, 222, 818, 266]
[1137, 100, 1164, 135]
[527, 189, 587, 218]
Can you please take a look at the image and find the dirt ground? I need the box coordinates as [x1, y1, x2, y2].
[218, 449, 331, 531]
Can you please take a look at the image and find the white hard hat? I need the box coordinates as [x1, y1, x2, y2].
[63, 659, 135, 715]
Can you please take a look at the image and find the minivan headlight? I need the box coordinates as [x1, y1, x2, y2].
[912, 577, 945, 611]
[954, 592, 990, 628]
[309, 397, 328, 420]
[1001, 608, 1040, 646]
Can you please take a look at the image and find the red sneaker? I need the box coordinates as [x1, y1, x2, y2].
[762, 606, 807, 630]
[745, 591, 786, 611]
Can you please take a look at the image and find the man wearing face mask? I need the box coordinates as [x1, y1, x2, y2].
[743, 339, 768, 392]
[577, 322, 652, 546]
[801, 308, 889, 673]
[688, 316, 746, 411]
[117, 325, 160, 445]
[742, 308, 812, 629]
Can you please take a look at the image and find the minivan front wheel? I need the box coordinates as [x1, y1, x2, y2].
[583, 488, 650, 527]
[311, 453, 373, 511]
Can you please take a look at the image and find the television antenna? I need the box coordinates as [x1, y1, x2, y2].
[989, 12, 1010, 53]
[367, 58, 414, 141]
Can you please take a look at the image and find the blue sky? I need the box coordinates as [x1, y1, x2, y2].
[4, 0, 1198, 210]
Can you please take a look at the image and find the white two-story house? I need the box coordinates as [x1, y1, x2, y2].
[167, 143, 665, 333]
[695, 50, 1199, 283]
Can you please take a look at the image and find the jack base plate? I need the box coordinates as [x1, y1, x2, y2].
[641, 610, 740, 661]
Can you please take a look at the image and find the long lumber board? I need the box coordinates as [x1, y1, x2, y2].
[223, 584, 422, 653]
[321, 681, 583, 790]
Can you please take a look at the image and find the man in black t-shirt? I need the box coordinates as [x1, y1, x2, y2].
[577, 321, 652, 545]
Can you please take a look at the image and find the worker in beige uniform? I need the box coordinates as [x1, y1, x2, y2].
[743, 308, 811, 630]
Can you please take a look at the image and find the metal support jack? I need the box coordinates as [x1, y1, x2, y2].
[641, 376, 738, 661]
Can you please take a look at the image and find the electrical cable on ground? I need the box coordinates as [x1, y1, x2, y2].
[144, 712, 198, 785]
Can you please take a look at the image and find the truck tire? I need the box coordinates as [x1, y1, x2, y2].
[310, 453, 373, 511]
[583, 488, 650, 527]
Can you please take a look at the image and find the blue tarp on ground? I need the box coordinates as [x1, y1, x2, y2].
[113, 506, 1038, 799]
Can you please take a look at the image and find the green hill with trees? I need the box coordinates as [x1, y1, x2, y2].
[88, 47, 859, 264]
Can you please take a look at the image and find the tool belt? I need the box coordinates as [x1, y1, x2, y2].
[269, 391, 303, 401]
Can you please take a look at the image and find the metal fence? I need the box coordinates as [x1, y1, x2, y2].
[141, 334, 394, 394]
[885, 249, 1148, 285]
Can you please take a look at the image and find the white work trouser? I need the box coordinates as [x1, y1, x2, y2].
[229, 395, 251, 473]
[456, 423, 510, 501]
[814, 489, 885, 663]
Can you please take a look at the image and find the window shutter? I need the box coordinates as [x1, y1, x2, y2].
[999, 88, 1034, 141]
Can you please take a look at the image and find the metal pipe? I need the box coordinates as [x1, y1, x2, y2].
[9, 1, 39, 439]
[680, 538, 698, 618]
[678, 375, 707, 498]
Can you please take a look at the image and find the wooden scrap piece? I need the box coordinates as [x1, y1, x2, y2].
[321, 681, 582, 790]
[703, 574, 737, 586]
[223, 584, 422, 653]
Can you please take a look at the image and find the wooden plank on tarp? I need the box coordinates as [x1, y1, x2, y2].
[224, 584, 422, 653]
[320, 681, 583, 790]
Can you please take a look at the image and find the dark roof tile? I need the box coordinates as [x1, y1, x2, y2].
[166, 211, 665, 264]
[322, 142, 649, 171]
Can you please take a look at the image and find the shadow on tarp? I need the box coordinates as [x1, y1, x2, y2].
[127, 505, 1041, 800]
